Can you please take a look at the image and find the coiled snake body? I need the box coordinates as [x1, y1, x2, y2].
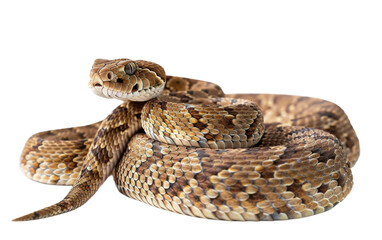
[14, 59, 359, 221]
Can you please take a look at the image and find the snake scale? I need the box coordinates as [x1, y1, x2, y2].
[13, 58, 359, 221]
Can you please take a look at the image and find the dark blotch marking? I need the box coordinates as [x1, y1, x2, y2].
[188, 108, 202, 119]
[318, 111, 340, 121]
[287, 183, 308, 199]
[318, 184, 329, 193]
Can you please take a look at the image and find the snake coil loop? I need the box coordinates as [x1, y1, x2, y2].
[14, 59, 359, 221]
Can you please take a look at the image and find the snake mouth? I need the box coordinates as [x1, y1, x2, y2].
[90, 81, 165, 101]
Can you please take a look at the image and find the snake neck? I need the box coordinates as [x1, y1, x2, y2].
[13, 101, 146, 221]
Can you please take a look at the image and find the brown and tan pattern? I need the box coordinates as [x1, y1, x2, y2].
[13, 58, 359, 221]
[226, 94, 360, 167]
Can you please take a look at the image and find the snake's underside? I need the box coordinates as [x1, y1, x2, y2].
[14, 59, 359, 221]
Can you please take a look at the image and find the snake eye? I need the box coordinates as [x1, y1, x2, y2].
[124, 62, 137, 75]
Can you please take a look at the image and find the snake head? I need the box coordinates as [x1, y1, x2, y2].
[89, 58, 166, 101]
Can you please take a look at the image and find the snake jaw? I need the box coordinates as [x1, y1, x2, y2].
[89, 78, 165, 101]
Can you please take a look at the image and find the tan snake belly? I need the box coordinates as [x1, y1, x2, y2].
[14, 59, 359, 221]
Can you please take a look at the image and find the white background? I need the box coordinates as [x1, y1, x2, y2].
[1, 0, 381, 239]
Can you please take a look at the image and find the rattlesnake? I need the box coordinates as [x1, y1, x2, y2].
[13, 58, 359, 221]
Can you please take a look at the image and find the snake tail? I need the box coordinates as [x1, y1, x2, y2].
[14, 101, 145, 221]
[13, 174, 101, 221]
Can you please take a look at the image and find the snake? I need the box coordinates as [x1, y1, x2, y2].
[13, 58, 359, 221]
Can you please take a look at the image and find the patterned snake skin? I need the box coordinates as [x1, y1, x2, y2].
[13, 59, 359, 221]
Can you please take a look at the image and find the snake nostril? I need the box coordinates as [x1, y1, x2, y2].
[94, 83, 102, 87]
[106, 72, 113, 80]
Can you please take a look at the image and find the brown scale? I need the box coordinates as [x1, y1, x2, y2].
[112, 124, 353, 220]
[14, 59, 359, 221]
